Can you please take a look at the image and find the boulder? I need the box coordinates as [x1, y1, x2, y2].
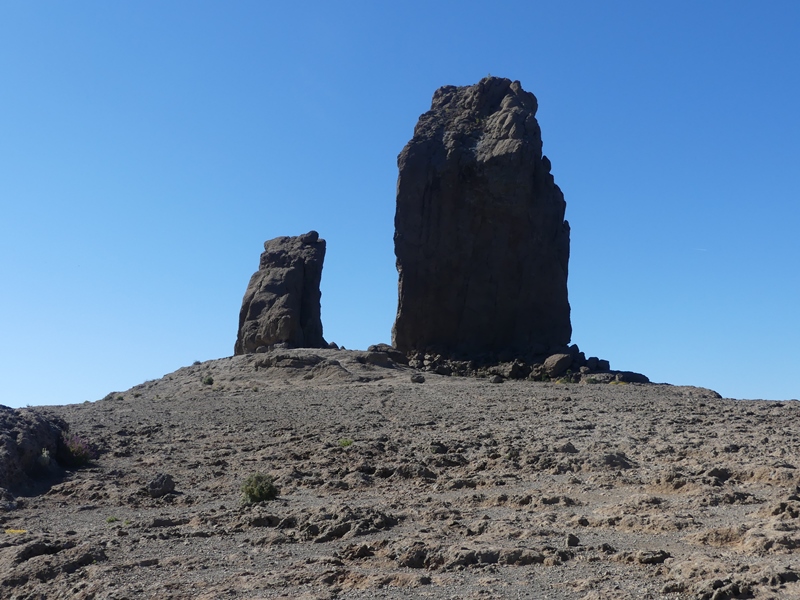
[392, 77, 571, 359]
[615, 371, 650, 384]
[367, 343, 408, 365]
[543, 353, 573, 378]
[147, 473, 176, 498]
[234, 231, 327, 355]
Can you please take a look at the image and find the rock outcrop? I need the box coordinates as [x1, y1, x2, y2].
[392, 77, 571, 359]
[234, 231, 327, 355]
[0, 406, 66, 496]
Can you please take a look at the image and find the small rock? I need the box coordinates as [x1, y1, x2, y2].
[636, 549, 671, 564]
[489, 375, 503, 384]
[566, 534, 580, 547]
[410, 373, 425, 384]
[555, 441, 579, 454]
[429, 442, 448, 454]
[147, 473, 175, 498]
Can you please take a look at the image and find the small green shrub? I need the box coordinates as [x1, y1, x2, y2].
[241, 473, 278, 504]
[37, 448, 56, 472]
[202, 375, 214, 386]
[106, 516, 119, 523]
[338, 438, 354, 447]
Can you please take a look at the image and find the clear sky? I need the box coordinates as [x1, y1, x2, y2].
[1, 1, 798, 407]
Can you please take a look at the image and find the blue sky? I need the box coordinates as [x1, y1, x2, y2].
[1, 1, 798, 407]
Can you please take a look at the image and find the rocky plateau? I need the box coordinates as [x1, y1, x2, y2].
[2, 349, 800, 599]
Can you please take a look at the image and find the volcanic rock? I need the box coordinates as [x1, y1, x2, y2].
[0, 406, 66, 494]
[234, 231, 327, 355]
[147, 473, 175, 498]
[543, 353, 572, 378]
[392, 77, 571, 359]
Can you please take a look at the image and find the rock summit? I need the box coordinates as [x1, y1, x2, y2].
[234, 231, 327, 354]
[392, 77, 571, 359]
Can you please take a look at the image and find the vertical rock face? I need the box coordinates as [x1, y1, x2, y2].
[392, 77, 571, 359]
[234, 231, 326, 355]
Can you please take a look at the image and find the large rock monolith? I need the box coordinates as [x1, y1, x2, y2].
[234, 231, 327, 355]
[392, 77, 571, 359]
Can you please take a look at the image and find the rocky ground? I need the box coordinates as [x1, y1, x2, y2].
[2, 348, 800, 599]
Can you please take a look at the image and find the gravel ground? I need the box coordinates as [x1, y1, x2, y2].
[2, 348, 800, 599]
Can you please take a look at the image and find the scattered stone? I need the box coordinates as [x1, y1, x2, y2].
[555, 441, 579, 454]
[489, 375, 504, 384]
[234, 231, 327, 355]
[0, 540, 107, 589]
[636, 549, 671, 564]
[566, 534, 580, 547]
[147, 473, 175, 498]
[429, 442, 448, 454]
[410, 373, 425, 384]
[393, 77, 571, 359]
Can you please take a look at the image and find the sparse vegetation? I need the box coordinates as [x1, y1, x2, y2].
[106, 517, 119, 523]
[193, 360, 202, 366]
[241, 473, 278, 504]
[338, 438, 354, 447]
[37, 448, 53, 469]
[202, 375, 214, 386]
[60, 433, 96, 467]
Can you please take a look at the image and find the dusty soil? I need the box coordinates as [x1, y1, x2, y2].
[3, 349, 800, 599]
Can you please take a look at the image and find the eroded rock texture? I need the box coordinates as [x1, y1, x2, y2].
[393, 77, 571, 359]
[0, 406, 66, 495]
[234, 231, 326, 355]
